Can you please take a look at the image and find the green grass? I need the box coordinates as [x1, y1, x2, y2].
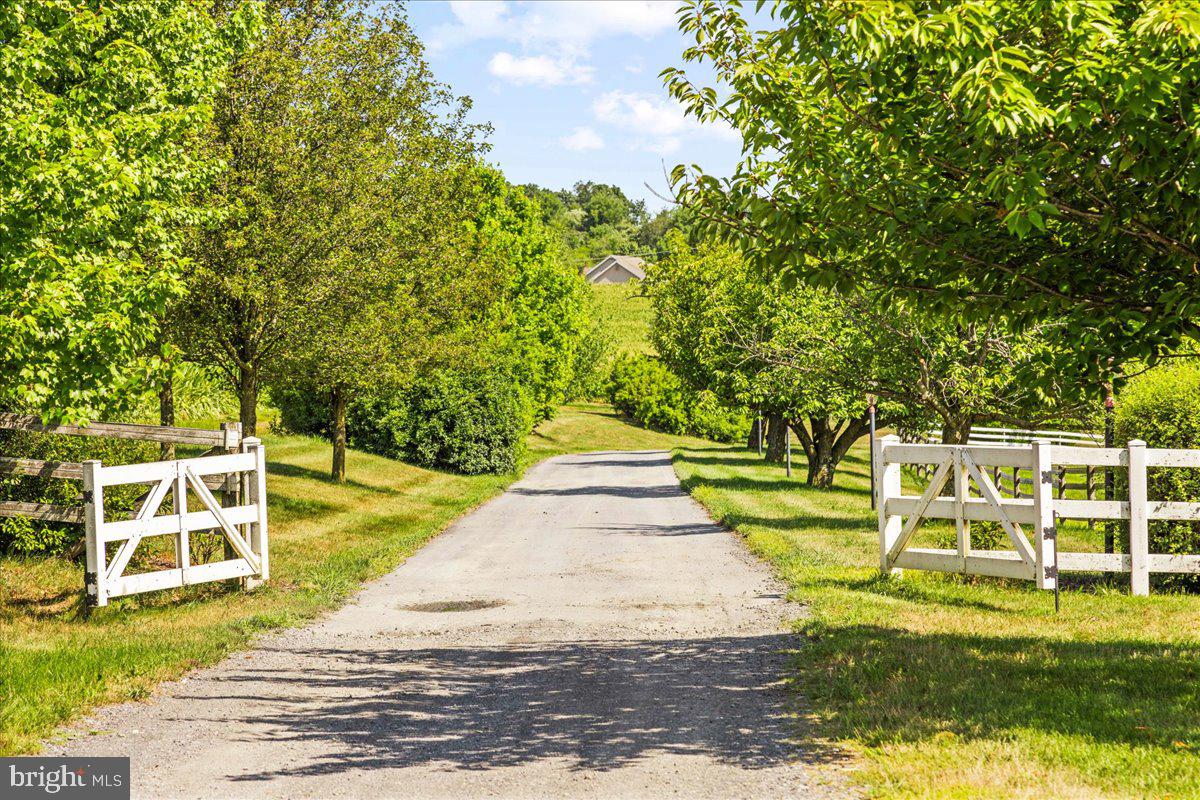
[0, 402, 703, 756]
[672, 444, 1200, 799]
[591, 283, 654, 355]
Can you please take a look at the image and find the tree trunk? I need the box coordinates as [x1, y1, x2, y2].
[941, 416, 973, 445]
[159, 374, 175, 461]
[238, 364, 258, 437]
[331, 386, 347, 483]
[747, 416, 763, 451]
[803, 414, 871, 489]
[765, 413, 787, 463]
[808, 417, 838, 488]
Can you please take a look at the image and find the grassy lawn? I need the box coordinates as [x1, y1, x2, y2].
[591, 282, 654, 354]
[673, 443, 1200, 799]
[0, 403, 702, 756]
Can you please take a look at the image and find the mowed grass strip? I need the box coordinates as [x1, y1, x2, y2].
[672, 443, 1200, 799]
[591, 283, 654, 355]
[0, 403, 703, 755]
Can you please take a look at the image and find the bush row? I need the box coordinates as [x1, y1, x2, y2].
[277, 367, 530, 476]
[606, 353, 749, 443]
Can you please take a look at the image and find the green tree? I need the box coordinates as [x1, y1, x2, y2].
[174, 0, 481, 435]
[0, 0, 258, 423]
[469, 170, 591, 423]
[649, 233, 1083, 485]
[665, 0, 1200, 386]
[649, 233, 878, 485]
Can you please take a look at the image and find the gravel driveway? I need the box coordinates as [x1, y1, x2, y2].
[49, 450, 852, 798]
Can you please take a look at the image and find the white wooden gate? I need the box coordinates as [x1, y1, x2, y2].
[83, 437, 269, 607]
[874, 434, 1200, 596]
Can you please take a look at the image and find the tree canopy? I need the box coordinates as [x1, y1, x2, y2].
[0, 0, 259, 422]
[172, 0, 483, 435]
[664, 0, 1200, 387]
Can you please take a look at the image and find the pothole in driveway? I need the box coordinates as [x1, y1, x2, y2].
[401, 599, 507, 613]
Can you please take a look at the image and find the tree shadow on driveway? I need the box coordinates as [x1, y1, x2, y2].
[204, 634, 847, 782]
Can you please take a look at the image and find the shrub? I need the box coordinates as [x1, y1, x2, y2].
[564, 317, 613, 402]
[274, 384, 329, 438]
[607, 354, 748, 443]
[933, 520, 1009, 552]
[404, 369, 530, 475]
[1115, 362, 1200, 572]
[689, 389, 751, 443]
[346, 393, 411, 460]
[274, 368, 529, 475]
[0, 431, 156, 555]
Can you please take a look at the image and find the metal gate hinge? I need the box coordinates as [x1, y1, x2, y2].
[1044, 566, 1058, 579]
[81, 489, 94, 504]
[1043, 526, 1057, 540]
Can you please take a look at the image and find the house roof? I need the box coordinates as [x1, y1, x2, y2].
[585, 254, 646, 282]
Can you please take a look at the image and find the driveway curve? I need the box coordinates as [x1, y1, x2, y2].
[50, 450, 850, 799]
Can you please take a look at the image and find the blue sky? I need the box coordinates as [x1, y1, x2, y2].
[406, 1, 745, 210]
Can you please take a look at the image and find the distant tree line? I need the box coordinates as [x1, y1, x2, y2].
[519, 181, 690, 270]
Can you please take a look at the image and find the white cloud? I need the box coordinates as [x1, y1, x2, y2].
[488, 52, 592, 86]
[591, 90, 737, 154]
[560, 127, 605, 152]
[431, 1, 677, 61]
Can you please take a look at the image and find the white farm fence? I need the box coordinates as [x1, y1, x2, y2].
[907, 425, 1103, 500]
[873, 434, 1200, 596]
[0, 414, 269, 607]
[83, 438, 269, 607]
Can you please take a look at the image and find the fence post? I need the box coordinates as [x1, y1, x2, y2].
[1031, 439, 1057, 591]
[82, 460, 107, 608]
[173, 464, 189, 581]
[784, 423, 791, 478]
[954, 449, 968, 570]
[1128, 439, 1149, 596]
[244, 437, 269, 588]
[220, 421, 242, 562]
[875, 434, 902, 575]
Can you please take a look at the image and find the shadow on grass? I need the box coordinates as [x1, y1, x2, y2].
[672, 451, 775, 469]
[267, 493, 343, 526]
[842, 574, 1020, 613]
[791, 622, 1200, 754]
[679, 473, 872, 498]
[266, 462, 402, 496]
[719, 512, 869, 533]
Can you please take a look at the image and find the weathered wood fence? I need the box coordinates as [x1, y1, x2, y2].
[874, 434, 1200, 596]
[0, 414, 268, 606]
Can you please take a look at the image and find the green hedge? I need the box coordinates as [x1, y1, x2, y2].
[1115, 362, 1200, 580]
[607, 353, 748, 443]
[277, 368, 529, 475]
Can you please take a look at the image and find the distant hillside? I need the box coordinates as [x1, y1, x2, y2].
[592, 283, 654, 355]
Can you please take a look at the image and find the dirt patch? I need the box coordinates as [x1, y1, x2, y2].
[401, 599, 507, 613]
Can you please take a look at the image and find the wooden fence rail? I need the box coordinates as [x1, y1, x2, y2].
[0, 416, 242, 525]
[874, 435, 1200, 596]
